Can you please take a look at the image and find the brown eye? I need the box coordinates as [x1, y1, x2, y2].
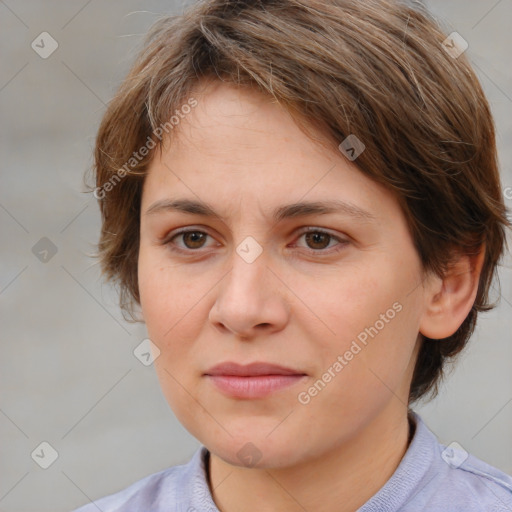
[304, 231, 332, 250]
[293, 228, 349, 255]
[180, 231, 207, 249]
[163, 229, 214, 254]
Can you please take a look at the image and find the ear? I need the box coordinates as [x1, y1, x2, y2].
[419, 244, 485, 340]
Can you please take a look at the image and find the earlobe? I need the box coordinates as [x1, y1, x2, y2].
[419, 245, 485, 340]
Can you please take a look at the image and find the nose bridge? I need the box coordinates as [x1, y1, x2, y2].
[223, 206, 269, 293]
[222, 241, 270, 308]
[209, 240, 288, 337]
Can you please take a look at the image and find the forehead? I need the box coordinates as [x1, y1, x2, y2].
[141, 80, 399, 226]
[168, 79, 333, 160]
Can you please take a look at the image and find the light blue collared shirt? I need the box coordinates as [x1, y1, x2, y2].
[73, 411, 512, 511]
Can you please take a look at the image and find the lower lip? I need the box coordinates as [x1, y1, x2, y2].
[206, 375, 307, 399]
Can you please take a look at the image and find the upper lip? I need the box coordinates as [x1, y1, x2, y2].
[205, 362, 306, 376]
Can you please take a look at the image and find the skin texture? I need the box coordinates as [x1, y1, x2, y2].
[138, 80, 484, 512]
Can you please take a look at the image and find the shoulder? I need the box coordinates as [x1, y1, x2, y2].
[71, 466, 182, 512]
[405, 413, 512, 511]
[71, 447, 213, 512]
[430, 445, 512, 511]
[361, 412, 512, 511]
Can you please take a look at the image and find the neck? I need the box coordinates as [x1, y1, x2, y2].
[208, 408, 414, 512]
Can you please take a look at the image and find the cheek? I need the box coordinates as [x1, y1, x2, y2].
[138, 254, 205, 422]
[139, 266, 170, 331]
[294, 265, 392, 348]
[137, 249, 212, 367]
[304, 261, 421, 392]
[138, 248, 192, 327]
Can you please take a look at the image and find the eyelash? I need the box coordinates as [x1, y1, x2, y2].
[161, 227, 349, 256]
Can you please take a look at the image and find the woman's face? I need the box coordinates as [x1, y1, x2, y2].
[138, 80, 428, 469]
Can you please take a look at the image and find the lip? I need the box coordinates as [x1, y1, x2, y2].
[204, 362, 307, 399]
[205, 361, 305, 376]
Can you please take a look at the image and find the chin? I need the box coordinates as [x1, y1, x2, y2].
[203, 427, 312, 470]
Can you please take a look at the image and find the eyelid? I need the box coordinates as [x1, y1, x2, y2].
[162, 225, 349, 256]
[162, 226, 219, 251]
[291, 227, 349, 252]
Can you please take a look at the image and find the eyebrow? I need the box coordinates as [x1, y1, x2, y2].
[145, 198, 377, 223]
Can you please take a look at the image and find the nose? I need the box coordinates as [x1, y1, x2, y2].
[208, 248, 290, 340]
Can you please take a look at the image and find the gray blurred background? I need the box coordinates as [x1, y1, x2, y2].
[0, 1, 511, 511]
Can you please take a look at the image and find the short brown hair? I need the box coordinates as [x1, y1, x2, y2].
[88, 0, 511, 404]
